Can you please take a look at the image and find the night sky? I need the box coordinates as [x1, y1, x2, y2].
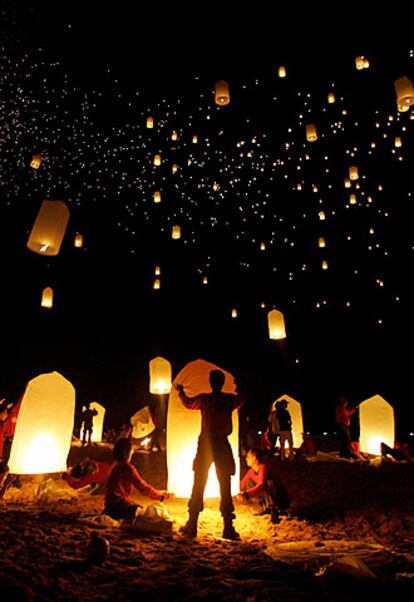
[0, 3, 413, 437]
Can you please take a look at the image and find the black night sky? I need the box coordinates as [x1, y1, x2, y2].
[0, 2, 413, 437]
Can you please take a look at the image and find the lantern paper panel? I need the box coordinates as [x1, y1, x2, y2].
[80, 401, 105, 443]
[130, 406, 155, 440]
[214, 80, 230, 106]
[9, 372, 75, 474]
[359, 394, 394, 455]
[268, 309, 286, 340]
[167, 359, 240, 498]
[149, 356, 172, 394]
[273, 395, 304, 450]
[27, 200, 70, 256]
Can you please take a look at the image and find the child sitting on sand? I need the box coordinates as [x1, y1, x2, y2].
[237, 448, 291, 524]
[104, 438, 173, 521]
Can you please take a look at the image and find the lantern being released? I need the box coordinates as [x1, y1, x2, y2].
[27, 200, 70, 256]
[167, 359, 240, 498]
[80, 401, 106, 443]
[359, 394, 394, 455]
[8, 372, 75, 474]
[268, 309, 286, 340]
[149, 356, 172, 394]
[214, 80, 230, 106]
[130, 406, 155, 440]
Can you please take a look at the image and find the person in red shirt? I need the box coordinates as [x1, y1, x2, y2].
[63, 459, 111, 491]
[175, 369, 243, 540]
[335, 397, 359, 459]
[237, 448, 291, 524]
[104, 438, 173, 521]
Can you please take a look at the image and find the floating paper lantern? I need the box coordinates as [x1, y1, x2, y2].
[153, 191, 161, 203]
[344, 178, 351, 188]
[172, 163, 178, 174]
[395, 77, 414, 112]
[395, 136, 402, 148]
[80, 401, 105, 443]
[306, 124, 318, 142]
[41, 287, 53, 308]
[202, 276, 208, 285]
[278, 66, 286, 78]
[154, 154, 161, 166]
[167, 359, 240, 497]
[355, 56, 368, 70]
[172, 225, 181, 239]
[272, 395, 304, 450]
[349, 166, 359, 180]
[30, 154, 42, 170]
[231, 308, 238, 318]
[74, 233, 83, 248]
[268, 309, 286, 340]
[153, 278, 160, 290]
[260, 242, 266, 251]
[171, 130, 178, 141]
[192, 135, 198, 144]
[328, 92, 335, 104]
[322, 260, 328, 270]
[149, 356, 172, 395]
[296, 183, 302, 191]
[146, 116, 154, 129]
[350, 194, 357, 205]
[9, 372, 75, 474]
[318, 211, 326, 221]
[27, 200, 70, 256]
[359, 395, 394, 455]
[318, 237, 326, 248]
[214, 80, 230, 106]
[155, 265, 161, 276]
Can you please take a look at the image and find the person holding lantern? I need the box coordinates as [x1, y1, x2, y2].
[175, 369, 244, 540]
[104, 437, 173, 521]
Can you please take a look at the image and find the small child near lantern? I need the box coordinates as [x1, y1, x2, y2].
[104, 438, 173, 521]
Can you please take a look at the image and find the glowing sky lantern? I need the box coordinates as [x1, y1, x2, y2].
[272, 394, 304, 450]
[349, 165, 359, 180]
[318, 237, 326, 248]
[155, 265, 161, 276]
[80, 401, 105, 443]
[278, 66, 286, 78]
[344, 178, 351, 188]
[202, 276, 208, 285]
[231, 308, 238, 318]
[260, 241, 266, 251]
[214, 80, 230, 106]
[154, 154, 161, 166]
[41, 286, 53, 308]
[350, 194, 357, 205]
[149, 356, 172, 395]
[318, 210, 326, 221]
[172, 225, 181, 239]
[192, 134, 198, 144]
[74, 233, 83, 248]
[9, 372, 75, 474]
[359, 394, 394, 455]
[167, 359, 240, 498]
[394, 76, 414, 112]
[30, 154, 42, 170]
[27, 200, 70, 256]
[306, 124, 318, 142]
[153, 278, 160, 289]
[322, 260, 328, 270]
[355, 56, 368, 70]
[268, 309, 286, 340]
[171, 130, 178, 141]
[146, 116, 154, 129]
[327, 92, 335, 104]
[172, 163, 178, 174]
[153, 190, 161, 203]
[395, 136, 402, 148]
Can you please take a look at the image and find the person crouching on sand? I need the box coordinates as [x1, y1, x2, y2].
[104, 438, 173, 521]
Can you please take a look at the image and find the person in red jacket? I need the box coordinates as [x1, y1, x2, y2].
[104, 438, 173, 521]
[63, 459, 111, 491]
[237, 448, 291, 524]
[336, 397, 359, 459]
[175, 369, 244, 540]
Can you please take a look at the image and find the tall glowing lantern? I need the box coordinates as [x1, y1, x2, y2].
[306, 124, 318, 142]
[27, 200, 70, 256]
[74, 233, 83, 248]
[273, 395, 304, 450]
[8, 372, 75, 474]
[359, 395, 394, 455]
[154, 154, 161, 166]
[215, 80, 230, 106]
[395, 136, 402, 148]
[146, 116, 154, 129]
[153, 191, 161, 203]
[268, 309, 286, 340]
[349, 166, 359, 180]
[41, 287, 53, 308]
[328, 92, 335, 104]
[394, 77, 414, 112]
[318, 237, 326, 248]
[149, 357, 172, 395]
[30, 154, 42, 170]
[172, 225, 181, 239]
[167, 359, 240, 497]
[278, 66, 286, 78]
[80, 401, 106, 443]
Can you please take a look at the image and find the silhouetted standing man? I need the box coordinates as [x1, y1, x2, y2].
[81, 403, 98, 446]
[175, 369, 243, 540]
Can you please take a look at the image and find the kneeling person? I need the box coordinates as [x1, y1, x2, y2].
[104, 438, 172, 521]
[238, 448, 291, 523]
